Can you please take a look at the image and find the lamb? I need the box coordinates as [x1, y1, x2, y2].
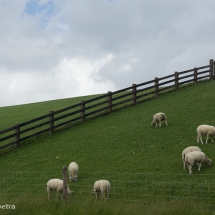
[151, 112, 168, 128]
[185, 151, 212, 174]
[197, 124, 215, 144]
[92, 180, 111, 200]
[182, 146, 202, 169]
[47, 179, 72, 200]
[68, 162, 79, 182]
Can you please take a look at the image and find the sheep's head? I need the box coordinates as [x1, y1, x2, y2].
[151, 121, 155, 126]
[207, 159, 212, 166]
[71, 176, 78, 181]
[67, 189, 74, 196]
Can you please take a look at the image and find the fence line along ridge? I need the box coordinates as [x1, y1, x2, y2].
[0, 59, 214, 152]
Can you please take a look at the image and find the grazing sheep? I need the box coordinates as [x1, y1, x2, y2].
[197, 124, 215, 144]
[92, 180, 111, 200]
[151, 112, 168, 128]
[182, 146, 202, 169]
[185, 151, 212, 174]
[47, 179, 72, 200]
[68, 162, 79, 182]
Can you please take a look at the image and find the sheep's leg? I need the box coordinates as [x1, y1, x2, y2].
[72, 172, 76, 181]
[47, 188, 51, 200]
[107, 190, 110, 199]
[199, 136, 204, 144]
[206, 136, 209, 144]
[48, 192, 50, 201]
[183, 160, 186, 169]
[159, 121, 161, 128]
[74, 173, 77, 181]
[101, 191, 105, 200]
[56, 192, 60, 200]
[104, 192, 108, 201]
[198, 163, 202, 171]
[188, 165, 192, 174]
[95, 191, 98, 199]
[69, 174, 71, 182]
[165, 120, 168, 126]
[211, 138, 214, 142]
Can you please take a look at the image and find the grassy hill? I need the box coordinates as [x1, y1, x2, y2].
[0, 94, 102, 130]
[1, 80, 215, 214]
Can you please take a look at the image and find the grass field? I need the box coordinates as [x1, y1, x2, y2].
[1, 80, 215, 214]
[0, 94, 102, 131]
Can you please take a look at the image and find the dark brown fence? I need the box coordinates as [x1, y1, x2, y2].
[0, 59, 214, 152]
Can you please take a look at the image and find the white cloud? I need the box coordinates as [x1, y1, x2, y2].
[0, 0, 215, 107]
[0, 55, 115, 106]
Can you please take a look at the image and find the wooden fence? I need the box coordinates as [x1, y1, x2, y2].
[0, 59, 214, 153]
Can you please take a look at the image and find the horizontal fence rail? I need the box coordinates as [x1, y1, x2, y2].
[0, 59, 214, 153]
[0, 171, 215, 209]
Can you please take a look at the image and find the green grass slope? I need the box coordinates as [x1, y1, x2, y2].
[1, 80, 215, 214]
[0, 94, 101, 130]
[1, 81, 215, 173]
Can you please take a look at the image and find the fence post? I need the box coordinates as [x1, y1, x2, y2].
[214, 60, 215, 78]
[194, 68, 197, 84]
[175, 72, 179, 90]
[14, 123, 20, 148]
[132, 84, 137, 105]
[209, 59, 214, 80]
[154, 77, 159, 97]
[49, 110, 54, 134]
[80, 100, 85, 122]
[62, 166, 68, 200]
[107, 91, 112, 112]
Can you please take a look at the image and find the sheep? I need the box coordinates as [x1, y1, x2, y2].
[197, 124, 215, 144]
[92, 180, 111, 200]
[185, 151, 212, 174]
[47, 179, 72, 200]
[68, 162, 79, 182]
[182, 146, 202, 169]
[151, 112, 168, 128]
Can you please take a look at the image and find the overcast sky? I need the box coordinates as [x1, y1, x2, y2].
[0, 0, 215, 107]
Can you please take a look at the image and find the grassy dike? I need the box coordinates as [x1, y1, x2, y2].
[1, 80, 215, 214]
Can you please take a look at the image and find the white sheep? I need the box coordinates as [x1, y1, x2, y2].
[47, 179, 72, 200]
[182, 146, 202, 169]
[68, 162, 79, 182]
[92, 180, 111, 200]
[185, 151, 212, 174]
[197, 124, 215, 144]
[151, 112, 168, 128]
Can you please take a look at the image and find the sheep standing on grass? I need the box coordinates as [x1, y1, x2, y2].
[197, 124, 215, 144]
[185, 151, 212, 174]
[151, 112, 168, 128]
[92, 180, 111, 200]
[182, 146, 202, 169]
[68, 162, 79, 182]
[47, 179, 72, 200]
